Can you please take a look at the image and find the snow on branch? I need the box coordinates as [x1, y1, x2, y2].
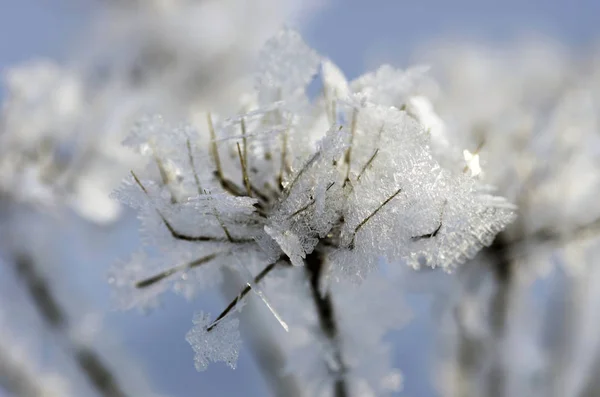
[112, 29, 515, 396]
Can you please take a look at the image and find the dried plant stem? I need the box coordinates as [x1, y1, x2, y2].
[356, 149, 379, 182]
[484, 233, 513, 397]
[207, 112, 224, 181]
[130, 170, 253, 243]
[12, 252, 128, 397]
[135, 252, 222, 288]
[305, 249, 348, 397]
[186, 138, 203, 195]
[207, 260, 280, 331]
[236, 142, 253, 197]
[343, 108, 358, 185]
[278, 124, 290, 190]
[219, 265, 304, 397]
[209, 248, 350, 396]
[349, 187, 403, 248]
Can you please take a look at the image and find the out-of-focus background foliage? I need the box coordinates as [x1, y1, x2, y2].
[0, 1, 598, 396]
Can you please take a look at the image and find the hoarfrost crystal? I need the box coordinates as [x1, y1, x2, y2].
[113, 29, 515, 395]
[185, 312, 241, 371]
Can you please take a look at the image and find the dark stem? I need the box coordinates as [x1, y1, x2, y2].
[349, 187, 402, 249]
[207, 259, 281, 332]
[527, 215, 600, 246]
[218, 266, 304, 397]
[130, 170, 253, 243]
[356, 148, 379, 182]
[282, 150, 322, 199]
[186, 138, 203, 195]
[236, 142, 252, 197]
[278, 125, 290, 190]
[483, 233, 513, 397]
[304, 249, 348, 397]
[206, 113, 271, 208]
[343, 108, 358, 185]
[411, 202, 445, 242]
[135, 252, 221, 289]
[288, 182, 335, 219]
[13, 253, 128, 397]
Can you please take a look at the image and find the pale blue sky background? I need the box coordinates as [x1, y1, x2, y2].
[0, 1, 598, 396]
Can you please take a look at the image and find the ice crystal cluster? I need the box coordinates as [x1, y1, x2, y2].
[111, 29, 515, 396]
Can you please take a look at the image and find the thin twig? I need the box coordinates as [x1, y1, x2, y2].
[207, 113, 224, 181]
[13, 253, 128, 397]
[236, 142, 252, 197]
[186, 138, 203, 196]
[305, 249, 348, 397]
[411, 202, 446, 241]
[130, 171, 252, 243]
[349, 187, 403, 248]
[344, 109, 358, 185]
[207, 259, 282, 331]
[149, 144, 177, 204]
[135, 253, 222, 289]
[278, 123, 290, 190]
[282, 151, 321, 199]
[241, 118, 248, 173]
[288, 182, 336, 219]
[356, 149, 379, 182]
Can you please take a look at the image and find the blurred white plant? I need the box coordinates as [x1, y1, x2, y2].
[111, 29, 515, 396]
[0, 0, 314, 219]
[1, 1, 316, 396]
[415, 39, 600, 397]
[0, 59, 130, 223]
[0, 55, 144, 397]
[0, 268, 73, 397]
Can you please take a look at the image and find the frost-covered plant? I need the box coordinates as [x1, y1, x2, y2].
[1, 2, 326, 396]
[112, 30, 515, 396]
[1, 3, 324, 397]
[414, 40, 600, 397]
[0, 58, 140, 397]
[0, 0, 303, 222]
[0, 60, 132, 223]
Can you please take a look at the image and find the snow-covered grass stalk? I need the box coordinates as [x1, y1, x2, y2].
[111, 30, 516, 396]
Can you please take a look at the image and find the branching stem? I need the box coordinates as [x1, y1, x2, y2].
[305, 249, 348, 397]
[130, 171, 252, 243]
[207, 258, 283, 332]
[135, 252, 223, 289]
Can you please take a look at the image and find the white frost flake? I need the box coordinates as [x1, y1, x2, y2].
[185, 312, 241, 371]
